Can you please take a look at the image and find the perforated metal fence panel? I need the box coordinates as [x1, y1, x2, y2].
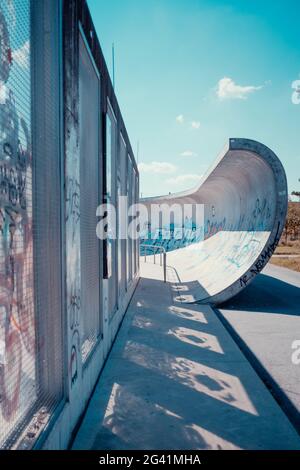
[133, 169, 139, 275]
[0, 0, 139, 449]
[0, 0, 35, 448]
[79, 32, 101, 361]
[0, 0, 63, 449]
[106, 103, 118, 319]
[120, 134, 127, 295]
[127, 155, 133, 283]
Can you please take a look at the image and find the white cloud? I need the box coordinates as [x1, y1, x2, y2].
[13, 40, 30, 69]
[138, 161, 177, 174]
[176, 114, 184, 124]
[216, 77, 262, 100]
[166, 173, 202, 186]
[180, 150, 197, 158]
[191, 121, 201, 129]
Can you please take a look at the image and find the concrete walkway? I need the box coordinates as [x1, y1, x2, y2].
[72, 262, 300, 450]
[218, 263, 300, 430]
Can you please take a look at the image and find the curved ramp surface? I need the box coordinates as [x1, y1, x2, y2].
[140, 138, 288, 305]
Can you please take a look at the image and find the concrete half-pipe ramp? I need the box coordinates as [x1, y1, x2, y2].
[140, 138, 288, 305]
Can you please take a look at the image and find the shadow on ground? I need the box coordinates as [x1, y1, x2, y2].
[72, 276, 300, 450]
[220, 273, 300, 315]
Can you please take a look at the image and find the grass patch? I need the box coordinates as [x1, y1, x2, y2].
[275, 245, 300, 255]
[270, 257, 300, 272]
[275, 239, 300, 255]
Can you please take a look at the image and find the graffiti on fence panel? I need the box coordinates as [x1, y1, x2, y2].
[0, 2, 35, 433]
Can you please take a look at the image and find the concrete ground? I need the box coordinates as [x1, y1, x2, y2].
[72, 262, 300, 450]
[218, 263, 300, 430]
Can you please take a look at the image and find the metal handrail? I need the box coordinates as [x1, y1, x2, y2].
[140, 243, 167, 283]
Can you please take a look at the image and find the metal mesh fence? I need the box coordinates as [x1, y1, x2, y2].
[0, 0, 63, 449]
[127, 155, 133, 283]
[0, 0, 139, 448]
[79, 32, 101, 361]
[106, 104, 118, 319]
[0, 0, 36, 448]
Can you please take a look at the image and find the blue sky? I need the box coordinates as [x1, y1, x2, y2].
[88, 0, 300, 197]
